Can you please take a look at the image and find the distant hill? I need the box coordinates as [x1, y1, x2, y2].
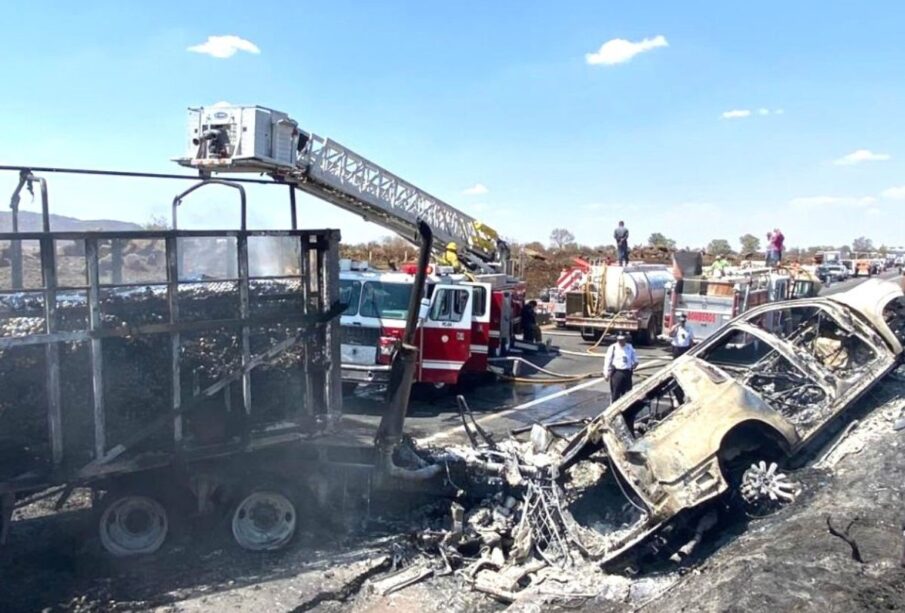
[0, 210, 141, 233]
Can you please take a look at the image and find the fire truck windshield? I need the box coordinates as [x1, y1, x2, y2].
[360, 281, 412, 319]
[340, 279, 362, 315]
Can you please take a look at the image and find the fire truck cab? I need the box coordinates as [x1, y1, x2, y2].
[339, 261, 524, 389]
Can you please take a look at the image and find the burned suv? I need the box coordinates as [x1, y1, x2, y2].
[555, 278, 905, 563]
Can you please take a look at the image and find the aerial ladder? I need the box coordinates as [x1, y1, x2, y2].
[175, 104, 510, 274]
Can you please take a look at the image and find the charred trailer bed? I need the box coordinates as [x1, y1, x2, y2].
[0, 226, 357, 554]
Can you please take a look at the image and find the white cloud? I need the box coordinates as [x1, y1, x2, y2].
[462, 183, 489, 196]
[880, 185, 905, 200]
[721, 108, 783, 119]
[585, 35, 668, 66]
[833, 149, 891, 166]
[789, 195, 876, 209]
[187, 35, 261, 59]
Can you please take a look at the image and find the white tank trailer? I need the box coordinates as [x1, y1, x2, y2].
[585, 264, 674, 313]
[565, 263, 674, 344]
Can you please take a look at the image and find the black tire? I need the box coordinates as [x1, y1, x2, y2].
[635, 318, 659, 346]
[580, 328, 602, 342]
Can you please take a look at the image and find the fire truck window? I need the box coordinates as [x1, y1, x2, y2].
[472, 286, 487, 318]
[339, 279, 361, 316]
[430, 288, 470, 322]
[360, 281, 412, 319]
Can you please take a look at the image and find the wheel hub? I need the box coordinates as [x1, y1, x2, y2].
[740, 461, 798, 507]
[232, 490, 297, 551]
[99, 495, 168, 557]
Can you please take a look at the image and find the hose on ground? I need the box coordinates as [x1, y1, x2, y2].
[490, 355, 672, 385]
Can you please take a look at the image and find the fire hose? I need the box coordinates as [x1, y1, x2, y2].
[489, 355, 672, 384]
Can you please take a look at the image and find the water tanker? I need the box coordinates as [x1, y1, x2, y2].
[582, 264, 674, 313]
[564, 263, 674, 345]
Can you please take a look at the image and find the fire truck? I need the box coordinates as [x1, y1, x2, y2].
[549, 258, 590, 327]
[176, 104, 525, 390]
[338, 261, 524, 387]
[661, 255, 820, 342]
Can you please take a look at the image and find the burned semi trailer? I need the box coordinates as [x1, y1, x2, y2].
[0, 169, 436, 556]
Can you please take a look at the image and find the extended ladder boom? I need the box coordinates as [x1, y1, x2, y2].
[175, 105, 506, 273]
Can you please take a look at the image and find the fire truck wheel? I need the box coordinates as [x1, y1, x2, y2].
[231, 486, 298, 551]
[97, 491, 169, 557]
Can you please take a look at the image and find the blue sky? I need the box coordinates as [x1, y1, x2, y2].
[1, 1, 904, 250]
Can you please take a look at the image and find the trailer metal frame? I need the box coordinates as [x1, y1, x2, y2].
[1, 170, 343, 499]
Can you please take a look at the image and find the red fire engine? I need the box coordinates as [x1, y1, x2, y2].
[340, 262, 525, 387]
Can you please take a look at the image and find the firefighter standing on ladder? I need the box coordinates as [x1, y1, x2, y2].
[440, 241, 463, 272]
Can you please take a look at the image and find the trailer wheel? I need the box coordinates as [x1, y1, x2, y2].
[580, 328, 602, 342]
[231, 488, 298, 551]
[636, 318, 659, 346]
[98, 492, 169, 557]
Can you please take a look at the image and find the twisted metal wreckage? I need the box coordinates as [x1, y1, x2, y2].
[418, 279, 905, 601]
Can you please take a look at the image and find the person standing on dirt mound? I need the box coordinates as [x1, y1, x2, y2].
[614, 221, 630, 266]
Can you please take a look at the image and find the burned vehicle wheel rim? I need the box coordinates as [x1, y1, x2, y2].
[739, 461, 798, 514]
[232, 491, 297, 551]
[99, 495, 168, 556]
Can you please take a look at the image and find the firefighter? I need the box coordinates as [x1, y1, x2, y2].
[439, 241, 462, 272]
[710, 254, 729, 277]
[668, 312, 694, 358]
[603, 333, 638, 402]
[522, 300, 539, 343]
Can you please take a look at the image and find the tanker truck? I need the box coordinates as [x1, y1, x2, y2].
[563, 263, 673, 345]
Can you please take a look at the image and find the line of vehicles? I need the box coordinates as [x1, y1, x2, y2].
[815, 249, 902, 283]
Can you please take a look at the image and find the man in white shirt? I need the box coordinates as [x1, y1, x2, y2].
[604, 333, 639, 402]
[668, 312, 694, 359]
